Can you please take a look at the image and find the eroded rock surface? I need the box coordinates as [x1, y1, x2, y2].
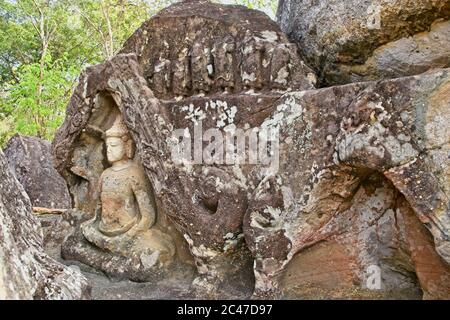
[277, 0, 450, 85]
[121, 0, 316, 99]
[0, 150, 90, 300]
[244, 68, 450, 298]
[3, 134, 72, 209]
[53, 0, 315, 296]
[52, 0, 450, 299]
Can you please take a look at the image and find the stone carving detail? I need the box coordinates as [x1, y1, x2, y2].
[152, 59, 171, 96]
[53, 0, 316, 293]
[54, 56, 450, 299]
[172, 49, 191, 97]
[241, 31, 265, 90]
[58, 91, 183, 281]
[136, 36, 314, 98]
[191, 43, 214, 94]
[213, 37, 236, 92]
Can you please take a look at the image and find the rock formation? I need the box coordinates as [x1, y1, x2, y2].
[0, 150, 90, 300]
[4, 134, 72, 209]
[244, 69, 450, 298]
[53, 0, 315, 296]
[51, 0, 450, 299]
[277, 0, 450, 85]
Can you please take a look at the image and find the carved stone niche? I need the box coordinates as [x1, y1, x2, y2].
[60, 91, 193, 282]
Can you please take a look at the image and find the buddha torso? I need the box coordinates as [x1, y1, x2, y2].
[98, 162, 141, 236]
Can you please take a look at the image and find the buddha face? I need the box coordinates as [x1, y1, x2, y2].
[106, 137, 127, 163]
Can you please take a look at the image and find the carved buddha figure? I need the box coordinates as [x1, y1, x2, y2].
[81, 115, 175, 267]
[98, 116, 153, 236]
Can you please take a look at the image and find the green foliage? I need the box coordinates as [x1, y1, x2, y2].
[2, 53, 78, 140]
[0, 0, 278, 147]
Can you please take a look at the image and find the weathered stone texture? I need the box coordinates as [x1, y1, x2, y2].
[121, 0, 316, 99]
[54, 0, 315, 295]
[277, 0, 450, 85]
[244, 68, 450, 298]
[3, 135, 72, 209]
[52, 0, 450, 299]
[54, 55, 450, 298]
[0, 150, 90, 300]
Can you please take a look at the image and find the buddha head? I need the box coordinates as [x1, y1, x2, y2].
[105, 116, 135, 164]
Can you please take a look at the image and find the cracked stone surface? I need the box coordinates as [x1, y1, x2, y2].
[244, 68, 450, 298]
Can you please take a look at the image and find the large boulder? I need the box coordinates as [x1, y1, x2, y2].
[53, 0, 316, 296]
[0, 150, 90, 300]
[53, 58, 450, 299]
[277, 0, 450, 85]
[52, 0, 450, 299]
[4, 135, 72, 209]
[244, 68, 450, 298]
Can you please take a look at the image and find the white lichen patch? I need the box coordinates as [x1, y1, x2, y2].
[184, 234, 218, 259]
[281, 186, 295, 210]
[242, 72, 256, 83]
[273, 66, 289, 85]
[258, 30, 279, 43]
[261, 96, 304, 133]
[250, 206, 283, 231]
[207, 64, 214, 75]
[140, 251, 160, 269]
[307, 72, 317, 85]
[425, 114, 450, 148]
[214, 101, 237, 128]
[154, 59, 170, 73]
[338, 102, 419, 165]
[182, 104, 207, 125]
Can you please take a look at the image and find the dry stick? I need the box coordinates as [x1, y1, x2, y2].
[33, 207, 68, 215]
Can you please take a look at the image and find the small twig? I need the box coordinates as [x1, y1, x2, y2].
[33, 207, 68, 215]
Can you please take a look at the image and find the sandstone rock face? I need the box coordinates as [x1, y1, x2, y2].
[53, 0, 315, 296]
[244, 68, 450, 298]
[0, 150, 90, 300]
[4, 135, 72, 209]
[277, 0, 450, 85]
[53, 0, 450, 299]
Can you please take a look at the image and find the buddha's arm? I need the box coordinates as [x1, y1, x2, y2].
[94, 174, 103, 221]
[133, 182, 156, 230]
